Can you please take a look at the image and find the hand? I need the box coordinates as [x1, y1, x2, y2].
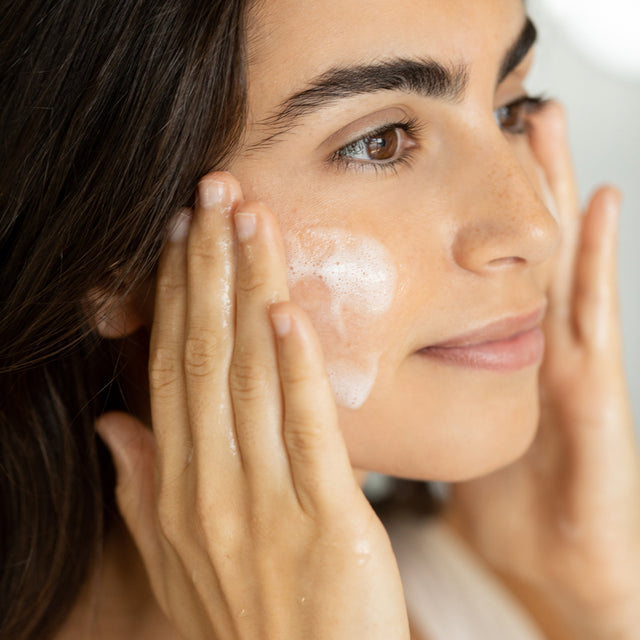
[447, 103, 640, 639]
[96, 174, 409, 640]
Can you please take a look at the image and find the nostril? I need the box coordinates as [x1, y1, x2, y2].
[487, 256, 527, 269]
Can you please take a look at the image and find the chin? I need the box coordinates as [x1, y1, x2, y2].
[443, 404, 541, 482]
[342, 372, 542, 483]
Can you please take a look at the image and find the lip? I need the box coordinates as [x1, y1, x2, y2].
[418, 306, 546, 371]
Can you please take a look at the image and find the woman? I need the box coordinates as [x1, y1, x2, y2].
[1, 0, 639, 638]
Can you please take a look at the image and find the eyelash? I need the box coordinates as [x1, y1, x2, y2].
[329, 94, 549, 174]
[329, 117, 422, 175]
[495, 94, 548, 134]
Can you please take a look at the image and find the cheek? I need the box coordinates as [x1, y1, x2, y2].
[285, 227, 397, 409]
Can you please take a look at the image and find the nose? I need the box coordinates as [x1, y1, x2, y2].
[451, 135, 559, 274]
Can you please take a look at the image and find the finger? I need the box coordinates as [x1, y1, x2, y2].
[528, 101, 581, 325]
[98, 413, 231, 637]
[95, 412, 162, 573]
[271, 301, 357, 514]
[229, 203, 292, 489]
[185, 173, 243, 486]
[573, 186, 622, 352]
[149, 208, 191, 479]
[529, 101, 580, 221]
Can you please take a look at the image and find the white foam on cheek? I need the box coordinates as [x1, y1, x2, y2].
[288, 229, 396, 330]
[326, 358, 379, 410]
[286, 228, 397, 410]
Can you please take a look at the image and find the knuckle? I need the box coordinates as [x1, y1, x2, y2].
[184, 332, 219, 378]
[284, 418, 326, 458]
[280, 364, 314, 387]
[236, 273, 268, 296]
[194, 495, 214, 533]
[149, 346, 180, 394]
[195, 497, 243, 555]
[155, 273, 183, 299]
[228, 358, 269, 401]
[189, 244, 218, 267]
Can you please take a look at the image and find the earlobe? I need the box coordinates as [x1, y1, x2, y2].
[93, 299, 144, 339]
[87, 280, 154, 339]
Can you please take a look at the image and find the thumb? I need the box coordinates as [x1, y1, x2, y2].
[95, 411, 160, 567]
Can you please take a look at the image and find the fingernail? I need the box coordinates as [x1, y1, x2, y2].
[235, 212, 256, 241]
[604, 192, 621, 219]
[198, 179, 228, 209]
[168, 208, 192, 242]
[271, 312, 291, 337]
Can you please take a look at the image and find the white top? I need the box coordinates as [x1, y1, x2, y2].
[386, 516, 546, 640]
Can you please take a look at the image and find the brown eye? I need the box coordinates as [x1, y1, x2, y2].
[338, 126, 406, 162]
[495, 102, 527, 133]
[364, 128, 400, 161]
[495, 96, 544, 135]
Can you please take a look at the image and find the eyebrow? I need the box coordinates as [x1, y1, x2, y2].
[498, 16, 537, 86]
[252, 16, 537, 149]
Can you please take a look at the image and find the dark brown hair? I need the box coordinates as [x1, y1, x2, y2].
[0, 1, 251, 637]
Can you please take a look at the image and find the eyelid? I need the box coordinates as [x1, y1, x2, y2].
[496, 92, 542, 110]
[327, 121, 421, 174]
[495, 93, 548, 131]
[319, 106, 416, 152]
[335, 119, 420, 157]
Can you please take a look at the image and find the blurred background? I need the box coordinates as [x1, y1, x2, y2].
[527, 0, 640, 431]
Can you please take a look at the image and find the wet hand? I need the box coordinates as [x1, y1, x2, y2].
[96, 174, 409, 640]
[448, 102, 640, 639]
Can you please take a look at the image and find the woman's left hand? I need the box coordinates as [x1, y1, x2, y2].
[447, 102, 640, 640]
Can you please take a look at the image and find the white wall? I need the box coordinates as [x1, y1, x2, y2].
[526, 1, 640, 430]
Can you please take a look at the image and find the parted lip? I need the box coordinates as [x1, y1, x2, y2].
[423, 305, 547, 350]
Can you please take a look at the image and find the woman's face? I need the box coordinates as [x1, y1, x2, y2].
[228, 0, 558, 481]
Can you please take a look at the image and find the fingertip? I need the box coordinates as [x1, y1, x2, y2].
[199, 170, 244, 200]
[232, 203, 289, 305]
[597, 185, 622, 216]
[196, 171, 244, 213]
[270, 301, 308, 342]
[573, 186, 622, 348]
[270, 302, 329, 380]
[96, 413, 161, 571]
[234, 200, 280, 228]
[95, 411, 153, 479]
[270, 306, 292, 338]
[587, 185, 622, 238]
[167, 207, 193, 243]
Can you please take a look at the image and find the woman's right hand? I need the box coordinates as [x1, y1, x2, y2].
[96, 173, 409, 640]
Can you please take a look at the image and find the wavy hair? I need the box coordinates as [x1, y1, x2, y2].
[0, 1, 251, 636]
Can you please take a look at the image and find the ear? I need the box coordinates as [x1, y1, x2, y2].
[87, 278, 154, 339]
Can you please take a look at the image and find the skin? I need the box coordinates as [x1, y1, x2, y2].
[446, 109, 640, 639]
[232, 0, 557, 481]
[59, 0, 640, 638]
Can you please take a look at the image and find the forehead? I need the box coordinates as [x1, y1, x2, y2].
[246, 0, 526, 114]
